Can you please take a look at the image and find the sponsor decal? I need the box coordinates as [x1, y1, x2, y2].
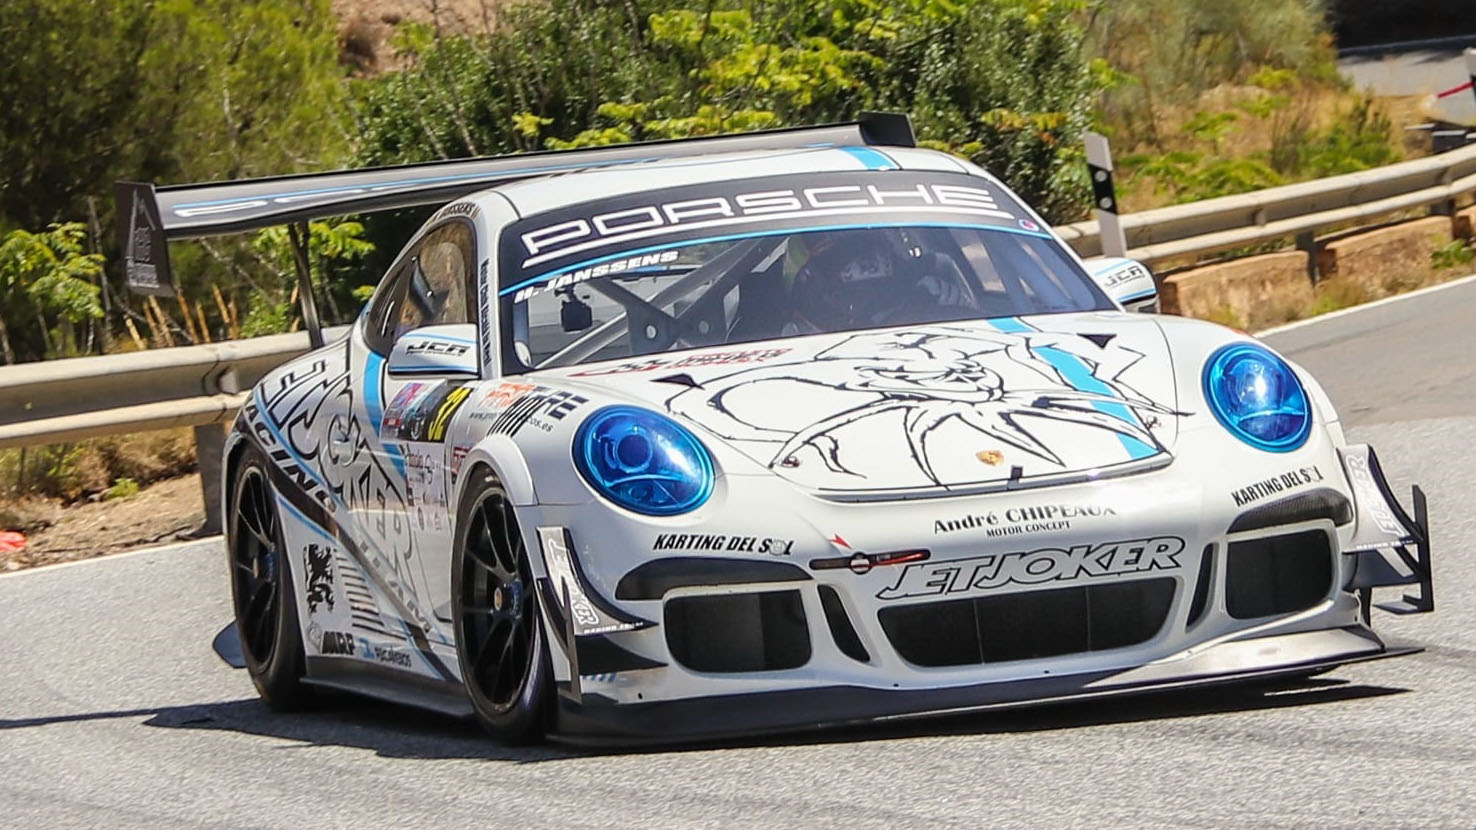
[1098, 261, 1151, 290]
[498, 171, 1033, 300]
[304, 543, 335, 613]
[319, 629, 357, 656]
[395, 384, 471, 443]
[471, 386, 587, 436]
[571, 347, 791, 377]
[480, 381, 538, 410]
[933, 504, 1117, 537]
[652, 533, 795, 556]
[477, 259, 493, 371]
[426, 386, 470, 442]
[244, 364, 453, 669]
[1230, 465, 1324, 507]
[877, 536, 1185, 600]
[405, 449, 448, 533]
[383, 382, 429, 433]
[435, 201, 479, 221]
[362, 638, 413, 668]
[1342, 452, 1404, 537]
[517, 178, 1014, 267]
[513, 250, 680, 302]
[406, 339, 470, 357]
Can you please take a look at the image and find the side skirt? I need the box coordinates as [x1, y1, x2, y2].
[303, 656, 473, 719]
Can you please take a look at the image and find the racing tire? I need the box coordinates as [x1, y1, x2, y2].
[227, 445, 311, 710]
[452, 469, 553, 744]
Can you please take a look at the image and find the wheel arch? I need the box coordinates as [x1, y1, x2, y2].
[222, 428, 253, 535]
[451, 433, 536, 511]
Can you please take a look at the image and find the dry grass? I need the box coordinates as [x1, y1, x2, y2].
[0, 427, 196, 506]
[330, 0, 508, 75]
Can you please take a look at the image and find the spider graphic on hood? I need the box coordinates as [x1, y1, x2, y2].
[665, 324, 1179, 487]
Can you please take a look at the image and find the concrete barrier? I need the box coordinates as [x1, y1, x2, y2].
[1315, 216, 1453, 298]
[1159, 250, 1313, 330]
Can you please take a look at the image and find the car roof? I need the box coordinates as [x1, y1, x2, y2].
[490, 145, 980, 216]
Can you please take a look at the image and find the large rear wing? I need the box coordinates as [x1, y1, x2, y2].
[114, 113, 916, 298]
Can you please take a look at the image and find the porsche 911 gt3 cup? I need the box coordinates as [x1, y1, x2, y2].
[120, 115, 1434, 743]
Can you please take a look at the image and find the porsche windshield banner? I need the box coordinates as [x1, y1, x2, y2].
[498, 170, 1038, 302]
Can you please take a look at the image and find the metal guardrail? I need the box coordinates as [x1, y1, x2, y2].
[5, 141, 1476, 457]
[1057, 140, 1476, 262]
[0, 327, 347, 450]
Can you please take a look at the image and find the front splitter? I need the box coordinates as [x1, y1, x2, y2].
[551, 626, 1420, 746]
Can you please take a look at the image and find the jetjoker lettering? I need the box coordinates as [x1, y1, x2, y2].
[933, 504, 1117, 537]
[653, 533, 795, 556]
[1230, 465, 1324, 507]
[878, 536, 1185, 600]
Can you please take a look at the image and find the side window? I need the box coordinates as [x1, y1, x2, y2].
[395, 222, 473, 337]
[365, 220, 477, 354]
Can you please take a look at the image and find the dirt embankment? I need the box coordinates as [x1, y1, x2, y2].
[1, 476, 206, 571]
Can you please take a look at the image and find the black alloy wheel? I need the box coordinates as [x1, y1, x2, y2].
[228, 446, 309, 709]
[453, 471, 551, 743]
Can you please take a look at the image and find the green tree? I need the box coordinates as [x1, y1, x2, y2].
[242, 219, 377, 336]
[0, 223, 105, 363]
[355, 0, 1103, 224]
[0, 0, 351, 358]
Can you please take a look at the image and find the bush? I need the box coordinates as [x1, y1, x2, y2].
[354, 0, 1104, 223]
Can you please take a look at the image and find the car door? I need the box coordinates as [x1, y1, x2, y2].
[357, 218, 483, 634]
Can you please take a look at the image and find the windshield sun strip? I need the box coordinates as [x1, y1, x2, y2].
[499, 221, 1052, 299]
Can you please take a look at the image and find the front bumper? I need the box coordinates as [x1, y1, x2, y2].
[531, 443, 1433, 742]
[552, 626, 1417, 744]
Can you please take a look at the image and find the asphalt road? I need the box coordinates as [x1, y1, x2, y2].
[1339, 46, 1476, 125]
[3, 281, 1475, 829]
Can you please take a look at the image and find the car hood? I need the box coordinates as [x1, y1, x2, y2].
[540, 314, 1182, 497]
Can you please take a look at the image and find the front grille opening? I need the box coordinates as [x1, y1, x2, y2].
[665, 590, 810, 673]
[1186, 544, 1215, 628]
[878, 578, 1176, 668]
[1225, 529, 1333, 619]
[818, 585, 871, 663]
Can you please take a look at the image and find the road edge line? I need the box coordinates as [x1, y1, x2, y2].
[0, 535, 224, 579]
[1255, 272, 1476, 338]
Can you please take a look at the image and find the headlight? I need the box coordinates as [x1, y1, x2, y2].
[573, 406, 714, 515]
[1202, 343, 1311, 452]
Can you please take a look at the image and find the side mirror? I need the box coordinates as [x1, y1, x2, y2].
[1087, 257, 1159, 313]
[388, 323, 479, 377]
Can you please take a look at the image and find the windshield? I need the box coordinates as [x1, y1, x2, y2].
[497, 171, 1111, 372]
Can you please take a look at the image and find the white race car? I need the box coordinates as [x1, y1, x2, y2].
[122, 115, 1433, 743]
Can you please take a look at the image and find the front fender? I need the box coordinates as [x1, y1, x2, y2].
[454, 432, 537, 508]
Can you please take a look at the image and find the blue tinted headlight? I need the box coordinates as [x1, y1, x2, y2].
[1202, 343, 1311, 452]
[573, 406, 714, 515]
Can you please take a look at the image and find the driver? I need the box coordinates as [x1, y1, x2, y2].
[781, 229, 973, 334]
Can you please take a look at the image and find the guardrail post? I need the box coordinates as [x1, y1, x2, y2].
[1084, 132, 1127, 258]
[193, 423, 226, 535]
[1295, 231, 1319, 281]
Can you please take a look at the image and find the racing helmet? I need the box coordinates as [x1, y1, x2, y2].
[787, 229, 908, 328]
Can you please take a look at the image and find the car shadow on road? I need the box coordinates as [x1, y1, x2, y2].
[0, 676, 1407, 762]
